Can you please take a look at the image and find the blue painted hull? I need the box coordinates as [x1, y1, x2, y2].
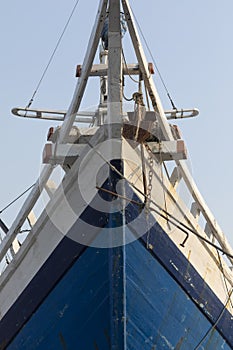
[1, 161, 232, 349]
[2, 225, 232, 349]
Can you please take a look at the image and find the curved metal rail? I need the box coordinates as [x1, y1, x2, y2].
[12, 107, 199, 122]
[12, 107, 95, 124]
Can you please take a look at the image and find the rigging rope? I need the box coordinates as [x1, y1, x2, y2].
[96, 184, 233, 264]
[86, 140, 233, 261]
[25, 0, 81, 109]
[122, 49, 140, 84]
[193, 287, 233, 350]
[0, 183, 36, 214]
[122, 49, 139, 102]
[217, 250, 233, 310]
[131, 8, 177, 110]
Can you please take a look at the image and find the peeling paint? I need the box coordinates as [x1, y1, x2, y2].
[180, 314, 186, 323]
[156, 331, 174, 349]
[221, 340, 227, 349]
[58, 332, 67, 350]
[58, 304, 69, 318]
[169, 260, 179, 271]
[160, 334, 174, 349]
[187, 250, 191, 261]
[174, 336, 185, 350]
[184, 270, 191, 283]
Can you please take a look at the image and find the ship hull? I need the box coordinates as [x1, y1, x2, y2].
[2, 1, 233, 348]
[1, 220, 232, 349]
[0, 143, 232, 349]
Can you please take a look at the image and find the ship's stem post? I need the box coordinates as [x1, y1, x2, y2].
[106, 2, 126, 349]
[106, 0, 123, 130]
[98, 49, 108, 125]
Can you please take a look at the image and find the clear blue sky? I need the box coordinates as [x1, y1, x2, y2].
[0, 1, 233, 248]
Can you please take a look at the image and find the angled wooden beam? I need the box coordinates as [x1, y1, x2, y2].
[0, 1, 109, 264]
[0, 164, 54, 264]
[122, 0, 233, 264]
[121, 0, 174, 140]
[58, 0, 108, 143]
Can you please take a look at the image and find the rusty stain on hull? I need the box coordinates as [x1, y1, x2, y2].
[58, 332, 68, 350]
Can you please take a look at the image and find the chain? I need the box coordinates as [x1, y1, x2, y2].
[144, 143, 154, 248]
[145, 143, 154, 203]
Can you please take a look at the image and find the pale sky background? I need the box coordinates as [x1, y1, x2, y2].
[0, 1, 233, 249]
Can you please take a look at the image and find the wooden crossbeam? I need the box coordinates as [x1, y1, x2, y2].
[76, 63, 154, 77]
